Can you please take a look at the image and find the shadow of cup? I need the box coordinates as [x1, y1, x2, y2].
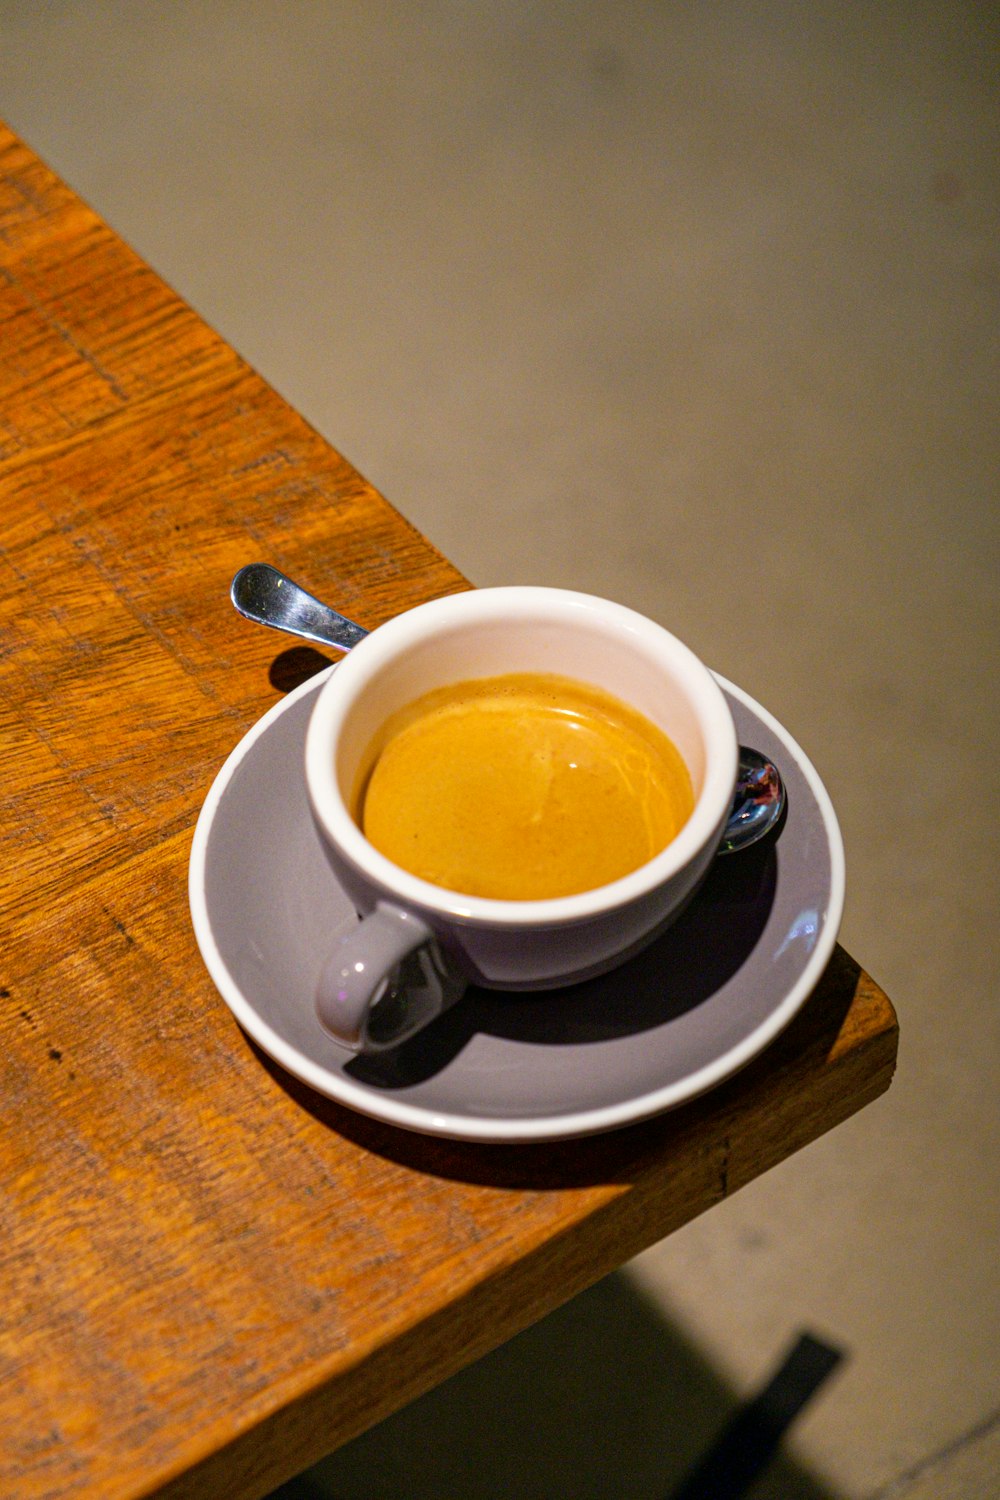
[346, 838, 778, 1090]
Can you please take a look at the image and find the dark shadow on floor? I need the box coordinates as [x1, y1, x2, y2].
[267, 1271, 846, 1500]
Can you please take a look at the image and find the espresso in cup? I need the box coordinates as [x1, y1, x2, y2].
[305, 586, 738, 1051]
[354, 672, 694, 900]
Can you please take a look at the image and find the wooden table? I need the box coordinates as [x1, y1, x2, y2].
[0, 122, 898, 1500]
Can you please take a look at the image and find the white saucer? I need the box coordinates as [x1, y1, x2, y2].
[189, 670, 844, 1143]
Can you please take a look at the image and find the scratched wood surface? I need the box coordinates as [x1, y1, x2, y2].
[0, 121, 899, 1500]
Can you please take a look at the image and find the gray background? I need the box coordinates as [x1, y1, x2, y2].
[1, 3, 997, 1497]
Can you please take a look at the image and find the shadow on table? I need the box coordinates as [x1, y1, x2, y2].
[268, 646, 334, 692]
[266, 1271, 847, 1500]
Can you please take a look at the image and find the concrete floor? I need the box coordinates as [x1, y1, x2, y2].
[2, 2, 997, 1496]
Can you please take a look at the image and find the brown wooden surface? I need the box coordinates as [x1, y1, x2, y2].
[0, 121, 898, 1500]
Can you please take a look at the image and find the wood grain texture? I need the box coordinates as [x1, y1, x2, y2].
[0, 122, 898, 1500]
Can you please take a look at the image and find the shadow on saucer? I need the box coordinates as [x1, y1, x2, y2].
[345, 838, 777, 1092]
[248, 947, 861, 1191]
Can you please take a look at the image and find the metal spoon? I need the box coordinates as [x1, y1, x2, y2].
[231, 562, 368, 652]
[717, 746, 785, 854]
[230, 563, 785, 853]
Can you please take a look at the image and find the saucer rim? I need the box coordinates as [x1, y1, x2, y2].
[188, 669, 845, 1143]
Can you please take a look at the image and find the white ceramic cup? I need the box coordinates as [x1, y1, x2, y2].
[305, 586, 738, 1052]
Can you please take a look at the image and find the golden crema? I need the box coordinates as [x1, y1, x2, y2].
[353, 672, 694, 901]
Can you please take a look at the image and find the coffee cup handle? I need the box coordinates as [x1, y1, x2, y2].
[315, 902, 466, 1053]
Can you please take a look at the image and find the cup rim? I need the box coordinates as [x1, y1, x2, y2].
[304, 586, 738, 927]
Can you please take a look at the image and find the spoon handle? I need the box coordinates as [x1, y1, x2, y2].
[230, 563, 369, 654]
